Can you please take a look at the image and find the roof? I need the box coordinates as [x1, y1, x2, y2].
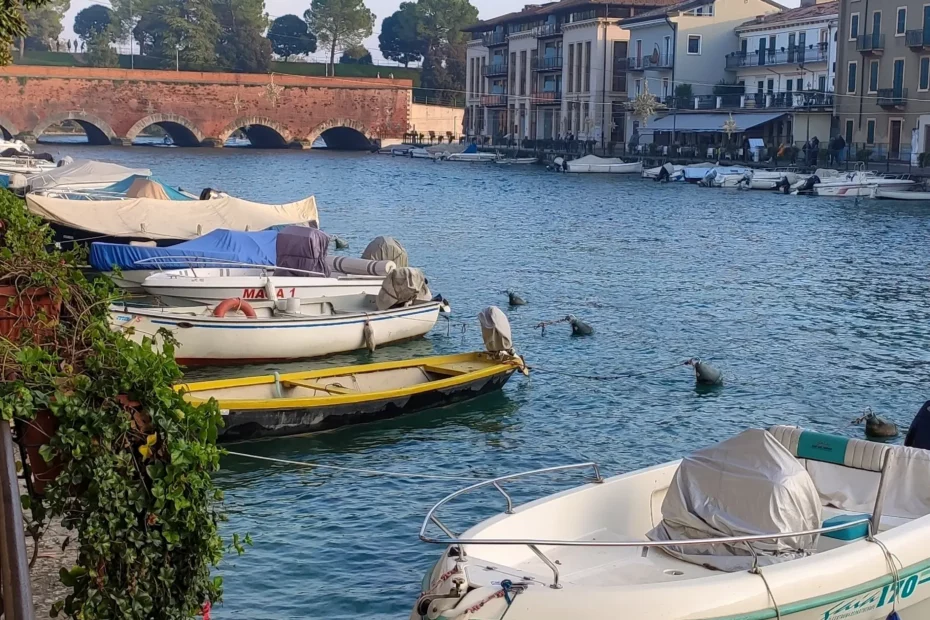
[640, 112, 787, 132]
[736, 1, 837, 31]
[462, 0, 680, 32]
[622, 0, 784, 25]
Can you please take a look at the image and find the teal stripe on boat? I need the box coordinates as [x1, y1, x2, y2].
[706, 556, 930, 620]
[796, 431, 848, 465]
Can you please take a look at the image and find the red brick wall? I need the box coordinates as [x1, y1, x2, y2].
[0, 66, 411, 145]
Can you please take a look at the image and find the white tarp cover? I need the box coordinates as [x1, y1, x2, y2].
[27, 160, 152, 190]
[648, 429, 822, 571]
[478, 306, 513, 353]
[26, 194, 319, 241]
[362, 236, 409, 269]
[569, 155, 626, 166]
[376, 267, 431, 311]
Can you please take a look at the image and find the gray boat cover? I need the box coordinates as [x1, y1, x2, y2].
[274, 226, 331, 277]
[376, 267, 431, 311]
[362, 236, 408, 269]
[327, 256, 395, 276]
[478, 306, 513, 353]
[648, 429, 821, 571]
[27, 159, 151, 190]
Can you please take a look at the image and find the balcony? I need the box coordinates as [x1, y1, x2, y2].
[535, 23, 562, 38]
[662, 90, 834, 111]
[483, 63, 509, 77]
[856, 33, 885, 54]
[535, 91, 562, 105]
[482, 32, 507, 47]
[642, 53, 674, 70]
[480, 94, 508, 107]
[725, 43, 829, 69]
[532, 56, 563, 71]
[627, 57, 644, 71]
[877, 88, 907, 108]
[906, 29, 930, 48]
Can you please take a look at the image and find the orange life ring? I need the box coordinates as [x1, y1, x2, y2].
[212, 297, 257, 318]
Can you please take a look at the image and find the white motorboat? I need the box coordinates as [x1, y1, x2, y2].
[140, 265, 390, 305]
[682, 163, 750, 183]
[441, 144, 497, 162]
[410, 148, 437, 160]
[642, 164, 683, 180]
[111, 295, 445, 365]
[0, 138, 33, 155]
[412, 425, 930, 620]
[0, 155, 57, 176]
[746, 169, 808, 190]
[869, 188, 930, 201]
[494, 157, 538, 165]
[565, 155, 642, 174]
[814, 170, 916, 197]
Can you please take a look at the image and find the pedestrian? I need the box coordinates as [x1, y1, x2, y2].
[55, 39, 60, 52]
[742, 137, 750, 162]
[905, 401, 930, 450]
[802, 139, 811, 166]
[67, 39, 72, 52]
[810, 136, 820, 165]
[835, 133, 846, 165]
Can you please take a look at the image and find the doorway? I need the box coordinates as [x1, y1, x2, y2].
[889, 119, 902, 160]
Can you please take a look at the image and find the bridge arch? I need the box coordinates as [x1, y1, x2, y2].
[33, 111, 117, 146]
[125, 113, 205, 147]
[306, 119, 374, 151]
[217, 116, 292, 148]
[0, 115, 19, 141]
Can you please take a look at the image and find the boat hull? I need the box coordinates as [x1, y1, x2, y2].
[815, 180, 915, 197]
[110, 301, 441, 365]
[872, 190, 930, 201]
[212, 369, 514, 441]
[566, 162, 643, 174]
[142, 277, 384, 305]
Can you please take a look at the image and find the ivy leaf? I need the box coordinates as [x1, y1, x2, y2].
[38, 444, 56, 465]
[20, 494, 30, 511]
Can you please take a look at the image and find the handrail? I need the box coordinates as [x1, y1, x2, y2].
[419, 463, 874, 589]
[132, 256, 327, 278]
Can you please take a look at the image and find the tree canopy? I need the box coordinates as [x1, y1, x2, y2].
[304, 0, 374, 71]
[267, 14, 317, 61]
[414, 0, 477, 96]
[378, 2, 424, 67]
[339, 43, 371, 64]
[214, 0, 270, 73]
[74, 4, 114, 43]
[23, 0, 70, 51]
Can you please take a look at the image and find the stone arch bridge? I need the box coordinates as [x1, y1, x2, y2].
[0, 66, 411, 149]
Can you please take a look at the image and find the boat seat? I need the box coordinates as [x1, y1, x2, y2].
[422, 364, 467, 377]
[282, 379, 355, 395]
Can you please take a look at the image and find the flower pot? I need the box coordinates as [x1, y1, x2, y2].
[0, 285, 61, 344]
[18, 410, 61, 495]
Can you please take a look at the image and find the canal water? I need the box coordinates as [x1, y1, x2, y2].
[49, 143, 930, 619]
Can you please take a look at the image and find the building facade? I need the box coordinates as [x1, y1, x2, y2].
[835, 0, 930, 162]
[463, 0, 682, 145]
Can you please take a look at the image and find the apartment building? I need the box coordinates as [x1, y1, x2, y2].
[463, 0, 681, 145]
[835, 0, 930, 161]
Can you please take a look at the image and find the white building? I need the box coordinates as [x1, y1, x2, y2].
[463, 0, 683, 146]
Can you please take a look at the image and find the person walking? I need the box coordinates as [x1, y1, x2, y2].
[835, 133, 846, 166]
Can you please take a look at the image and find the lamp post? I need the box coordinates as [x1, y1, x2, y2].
[176, 45, 181, 71]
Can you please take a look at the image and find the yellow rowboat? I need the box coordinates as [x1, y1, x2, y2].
[177, 352, 526, 442]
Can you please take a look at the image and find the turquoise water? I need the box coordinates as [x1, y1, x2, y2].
[52, 145, 930, 618]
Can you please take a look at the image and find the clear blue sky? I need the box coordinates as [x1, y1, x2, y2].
[60, 0, 800, 63]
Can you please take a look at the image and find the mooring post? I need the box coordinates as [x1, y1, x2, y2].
[0, 423, 35, 620]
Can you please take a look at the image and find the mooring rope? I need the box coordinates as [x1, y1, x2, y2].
[526, 361, 690, 381]
[224, 451, 484, 481]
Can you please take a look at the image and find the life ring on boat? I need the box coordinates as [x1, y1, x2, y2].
[213, 298, 257, 318]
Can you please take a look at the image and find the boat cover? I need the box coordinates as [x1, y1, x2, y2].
[648, 429, 821, 571]
[328, 256, 395, 276]
[478, 306, 513, 353]
[89, 229, 279, 271]
[98, 175, 191, 200]
[570, 155, 627, 166]
[26, 193, 319, 241]
[27, 160, 152, 190]
[376, 267, 430, 310]
[274, 226, 331, 277]
[362, 236, 408, 269]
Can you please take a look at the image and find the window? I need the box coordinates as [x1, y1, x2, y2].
[519, 51, 527, 96]
[687, 35, 701, 54]
[510, 51, 516, 93]
[818, 75, 827, 91]
[847, 61, 857, 93]
[567, 44, 574, 93]
[530, 50, 537, 92]
[662, 77, 669, 97]
[845, 119, 854, 144]
[896, 7, 907, 35]
[786, 80, 793, 93]
[866, 119, 876, 144]
[584, 41, 591, 91]
[575, 42, 583, 92]
[920, 57, 930, 91]
[850, 13, 860, 40]
[634, 78, 642, 95]
[757, 80, 764, 93]
[868, 60, 879, 93]
[767, 78, 774, 93]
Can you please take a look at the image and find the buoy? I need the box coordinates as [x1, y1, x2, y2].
[264, 278, 276, 302]
[333, 236, 349, 249]
[507, 290, 527, 306]
[567, 314, 593, 336]
[686, 359, 722, 385]
[363, 319, 375, 352]
[212, 298, 257, 318]
[853, 409, 899, 439]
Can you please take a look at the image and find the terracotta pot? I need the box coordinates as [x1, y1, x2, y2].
[0, 285, 61, 344]
[18, 410, 61, 495]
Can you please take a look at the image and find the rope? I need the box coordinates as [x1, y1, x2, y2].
[224, 451, 483, 481]
[752, 566, 782, 620]
[526, 361, 688, 381]
[869, 535, 903, 613]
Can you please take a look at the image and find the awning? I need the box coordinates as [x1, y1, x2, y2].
[641, 112, 787, 133]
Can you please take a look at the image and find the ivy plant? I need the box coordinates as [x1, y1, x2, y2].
[0, 189, 232, 619]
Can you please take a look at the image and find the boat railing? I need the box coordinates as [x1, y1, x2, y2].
[419, 463, 873, 589]
[132, 256, 327, 278]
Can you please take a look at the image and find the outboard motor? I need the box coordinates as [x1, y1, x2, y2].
[796, 175, 820, 195]
[57, 155, 73, 167]
[478, 306, 528, 373]
[361, 235, 408, 269]
[656, 162, 674, 183]
[776, 175, 791, 194]
[33, 152, 54, 162]
[698, 169, 717, 187]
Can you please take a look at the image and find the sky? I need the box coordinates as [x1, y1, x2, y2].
[59, 0, 801, 63]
